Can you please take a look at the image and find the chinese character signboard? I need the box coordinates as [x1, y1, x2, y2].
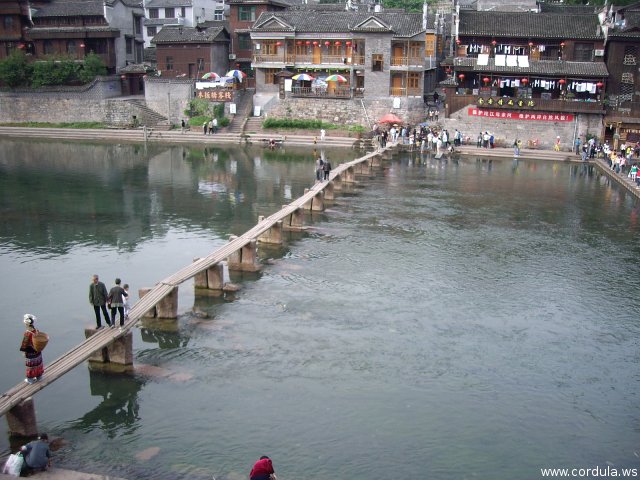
[477, 97, 536, 108]
[467, 108, 574, 122]
[196, 90, 234, 101]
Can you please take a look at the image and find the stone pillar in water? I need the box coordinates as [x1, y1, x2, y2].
[7, 398, 38, 437]
[257, 216, 283, 245]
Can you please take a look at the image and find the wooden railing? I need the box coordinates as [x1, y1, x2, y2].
[446, 94, 605, 116]
[255, 53, 364, 66]
[291, 86, 361, 99]
[389, 87, 422, 97]
[390, 56, 424, 67]
[606, 102, 640, 120]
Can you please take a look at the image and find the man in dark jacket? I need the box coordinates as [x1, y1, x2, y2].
[21, 433, 51, 475]
[89, 274, 111, 329]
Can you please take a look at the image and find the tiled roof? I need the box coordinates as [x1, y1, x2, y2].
[452, 57, 609, 77]
[439, 76, 458, 86]
[226, 0, 292, 6]
[28, 26, 119, 34]
[144, 47, 157, 62]
[143, 18, 183, 25]
[538, 4, 596, 14]
[459, 11, 603, 39]
[608, 12, 640, 39]
[251, 11, 425, 37]
[32, 0, 141, 17]
[151, 25, 227, 43]
[146, 0, 191, 8]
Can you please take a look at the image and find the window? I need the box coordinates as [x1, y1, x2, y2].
[165, 8, 175, 18]
[180, 7, 186, 17]
[43, 40, 54, 55]
[265, 68, 279, 84]
[621, 72, 634, 84]
[623, 46, 637, 65]
[134, 16, 142, 35]
[574, 43, 593, 62]
[372, 53, 383, 71]
[3, 16, 14, 30]
[213, 10, 224, 20]
[409, 43, 421, 60]
[126, 37, 133, 55]
[238, 6, 256, 21]
[66, 40, 77, 55]
[425, 34, 436, 57]
[149, 8, 158, 18]
[147, 26, 157, 37]
[238, 33, 251, 50]
[166, 56, 173, 70]
[408, 72, 420, 89]
[197, 58, 204, 72]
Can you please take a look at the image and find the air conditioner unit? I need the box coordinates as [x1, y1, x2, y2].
[595, 49, 604, 56]
[229, 53, 236, 59]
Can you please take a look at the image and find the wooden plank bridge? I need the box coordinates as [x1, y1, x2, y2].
[0, 145, 394, 425]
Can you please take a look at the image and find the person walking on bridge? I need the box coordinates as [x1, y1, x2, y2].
[108, 278, 128, 330]
[89, 274, 111, 329]
[20, 314, 44, 384]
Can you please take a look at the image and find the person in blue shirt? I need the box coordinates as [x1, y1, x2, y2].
[21, 433, 51, 475]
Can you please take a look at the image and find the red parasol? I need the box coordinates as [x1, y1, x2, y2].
[378, 113, 404, 124]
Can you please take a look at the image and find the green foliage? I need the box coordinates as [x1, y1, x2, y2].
[185, 98, 213, 117]
[263, 118, 338, 130]
[31, 57, 80, 88]
[213, 103, 225, 119]
[348, 125, 365, 133]
[78, 53, 107, 83]
[382, 0, 433, 13]
[189, 115, 211, 127]
[219, 117, 230, 127]
[0, 50, 32, 87]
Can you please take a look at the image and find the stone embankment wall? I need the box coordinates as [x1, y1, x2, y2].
[144, 78, 194, 124]
[443, 104, 603, 150]
[0, 76, 122, 123]
[265, 96, 426, 128]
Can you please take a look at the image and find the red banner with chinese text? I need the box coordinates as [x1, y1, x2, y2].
[467, 108, 574, 122]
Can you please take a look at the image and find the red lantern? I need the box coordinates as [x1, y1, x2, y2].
[458, 73, 465, 80]
[559, 79, 566, 85]
[456, 38, 461, 45]
[324, 41, 330, 46]
[528, 41, 533, 47]
[312, 41, 318, 46]
[521, 78, 528, 84]
[491, 40, 497, 46]
[596, 81, 604, 88]
[305, 41, 311, 45]
[296, 40, 302, 45]
[276, 41, 282, 46]
[483, 77, 490, 83]
[335, 41, 341, 46]
[346, 41, 351, 46]
[560, 42, 565, 47]
[80, 43, 85, 48]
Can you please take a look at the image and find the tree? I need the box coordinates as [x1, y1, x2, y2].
[0, 50, 32, 87]
[31, 57, 80, 88]
[78, 53, 107, 83]
[383, 0, 434, 13]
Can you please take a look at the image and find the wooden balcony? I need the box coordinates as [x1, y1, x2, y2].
[254, 53, 364, 67]
[606, 102, 640, 121]
[390, 56, 424, 67]
[389, 87, 422, 97]
[446, 94, 605, 117]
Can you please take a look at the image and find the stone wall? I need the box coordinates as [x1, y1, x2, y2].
[443, 104, 604, 150]
[144, 77, 194, 124]
[265, 96, 426, 128]
[0, 76, 122, 123]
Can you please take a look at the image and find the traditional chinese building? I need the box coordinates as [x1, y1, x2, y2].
[152, 24, 229, 78]
[0, 0, 32, 59]
[26, 0, 145, 73]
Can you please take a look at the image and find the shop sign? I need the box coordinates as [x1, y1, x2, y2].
[467, 108, 574, 122]
[477, 97, 535, 108]
[196, 90, 234, 101]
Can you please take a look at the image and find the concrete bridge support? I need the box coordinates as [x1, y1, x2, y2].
[84, 328, 134, 373]
[303, 189, 324, 211]
[283, 206, 304, 231]
[258, 217, 283, 244]
[227, 236, 261, 272]
[7, 398, 38, 438]
[332, 175, 343, 191]
[324, 182, 335, 200]
[194, 260, 226, 291]
[138, 286, 179, 319]
[343, 166, 356, 184]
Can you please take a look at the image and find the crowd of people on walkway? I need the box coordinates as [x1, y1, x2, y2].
[372, 123, 464, 155]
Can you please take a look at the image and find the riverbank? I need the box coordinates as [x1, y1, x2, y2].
[0, 467, 126, 480]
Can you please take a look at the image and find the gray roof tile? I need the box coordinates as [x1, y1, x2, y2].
[251, 11, 425, 37]
[459, 11, 603, 40]
[146, 0, 192, 8]
[151, 25, 228, 43]
[452, 56, 609, 77]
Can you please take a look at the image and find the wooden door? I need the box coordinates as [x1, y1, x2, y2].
[392, 76, 403, 95]
[393, 45, 404, 65]
[313, 46, 321, 64]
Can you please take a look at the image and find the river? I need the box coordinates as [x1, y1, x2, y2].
[0, 139, 639, 480]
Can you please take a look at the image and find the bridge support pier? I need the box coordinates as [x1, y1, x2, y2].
[303, 189, 324, 211]
[84, 328, 134, 373]
[7, 398, 38, 438]
[227, 236, 261, 272]
[343, 166, 356, 183]
[332, 175, 343, 191]
[257, 217, 283, 244]
[283, 206, 304, 231]
[194, 259, 226, 291]
[138, 286, 179, 319]
[323, 182, 334, 200]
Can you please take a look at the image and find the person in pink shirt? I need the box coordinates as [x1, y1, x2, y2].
[250, 455, 276, 480]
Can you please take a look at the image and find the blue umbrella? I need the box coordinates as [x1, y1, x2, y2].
[225, 70, 247, 81]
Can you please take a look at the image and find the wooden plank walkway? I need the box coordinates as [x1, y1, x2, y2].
[0, 145, 393, 418]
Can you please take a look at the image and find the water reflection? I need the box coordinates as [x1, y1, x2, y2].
[70, 371, 144, 437]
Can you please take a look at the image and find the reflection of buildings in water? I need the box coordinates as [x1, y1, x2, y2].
[140, 326, 189, 349]
[70, 371, 145, 437]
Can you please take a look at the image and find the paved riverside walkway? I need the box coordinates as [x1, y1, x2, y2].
[0, 468, 126, 479]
